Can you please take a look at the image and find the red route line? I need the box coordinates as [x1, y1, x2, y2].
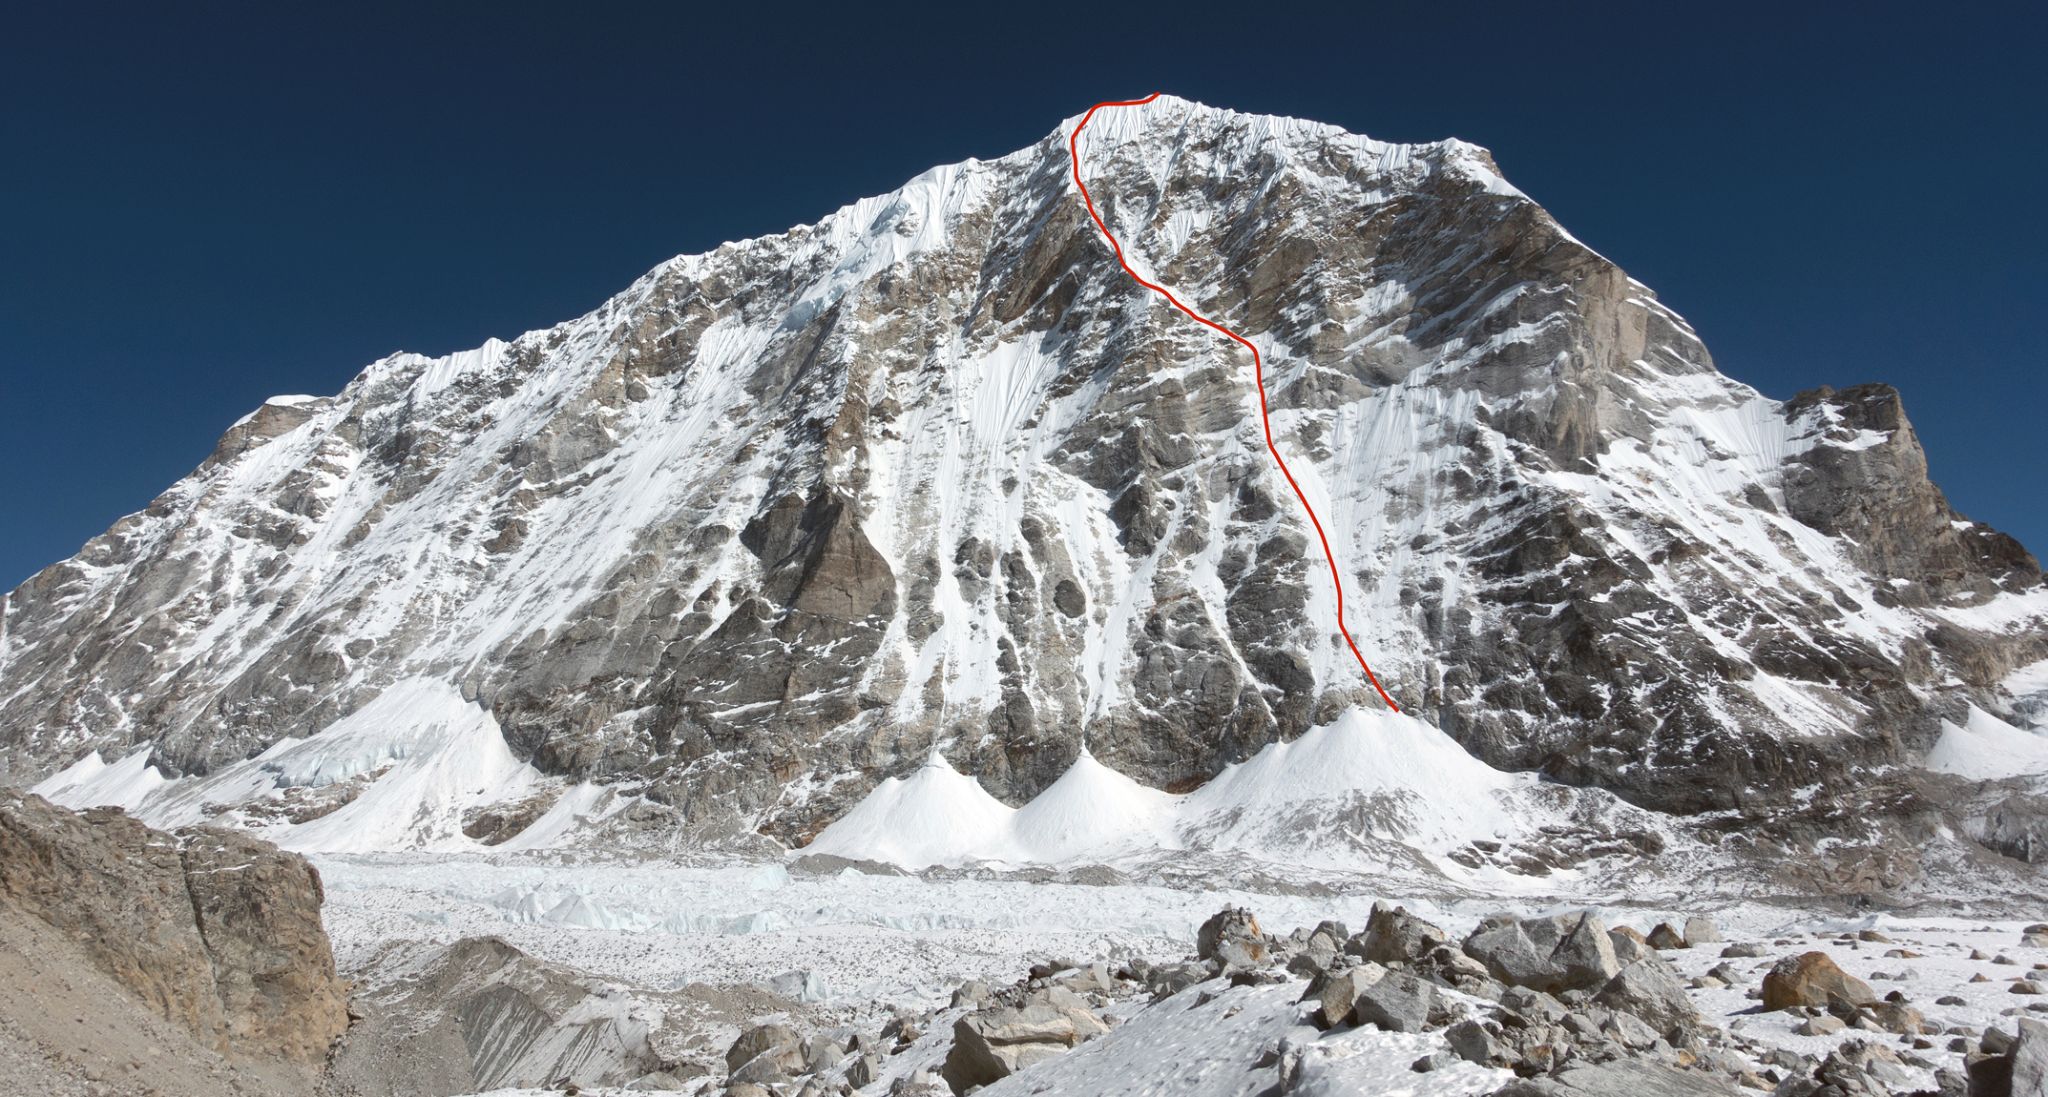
[1068, 93, 1401, 713]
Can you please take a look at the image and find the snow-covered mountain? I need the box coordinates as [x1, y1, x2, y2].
[4, 96, 2044, 871]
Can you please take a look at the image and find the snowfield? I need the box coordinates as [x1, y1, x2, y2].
[311, 849, 2048, 1096]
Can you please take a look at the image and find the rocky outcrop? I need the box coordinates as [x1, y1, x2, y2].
[0, 789, 345, 1069]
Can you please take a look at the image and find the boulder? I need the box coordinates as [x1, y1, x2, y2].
[1792, 1040, 1917, 1096]
[1445, 1018, 1506, 1066]
[1646, 922, 1688, 950]
[1305, 920, 1349, 953]
[727, 1022, 805, 1080]
[1415, 942, 1497, 993]
[1500, 986, 1568, 1024]
[1315, 963, 1388, 1029]
[1604, 1011, 1663, 1050]
[1464, 912, 1621, 994]
[1286, 948, 1338, 980]
[1350, 970, 1437, 1033]
[1595, 959, 1701, 1039]
[1144, 961, 1208, 1000]
[1610, 926, 1654, 966]
[1348, 902, 1450, 965]
[1053, 962, 1113, 995]
[1682, 916, 1721, 944]
[1762, 952, 1878, 1012]
[845, 1052, 880, 1088]
[2015, 1017, 2048, 1097]
[940, 994, 1108, 1093]
[1873, 1000, 1926, 1035]
[1196, 907, 1268, 970]
[801, 1034, 846, 1074]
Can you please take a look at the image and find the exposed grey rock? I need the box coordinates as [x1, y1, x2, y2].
[1144, 961, 1208, 1001]
[1611, 927, 1655, 966]
[1053, 962, 1113, 995]
[1415, 942, 1501, 995]
[1500, 986, 1569, 1024]
[1287, 949, 1338, 980]
[1349, 970, 1438, 1033]
[1305, 920, 1349, 953]
[1595, 959, 1701, 1040]
[1776, 1039, 1917, 1097]
[1797, 1015, 1846, 1036]
[1446, 1018, 1506, 1067]
[1315, 963, 1390, 1029]
[1494, 1061, 1733, 1096]
[1348, 902, 1451, 965]
[2014, 1017, 2048, 1097]
[1682, 916, 1721, 944]
[1465, 912, 1622, 994]
[940, 994, 1109, 1093]
[844, 1052, 880, 1088]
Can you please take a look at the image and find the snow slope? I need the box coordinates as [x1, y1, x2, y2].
[1925, 704, 2048, 781]
[807, 708, 1660, 881]
[33, 679, 592, 853]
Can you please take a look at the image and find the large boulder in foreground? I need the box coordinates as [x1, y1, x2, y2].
[1760, 952, 1877, 1012]
[1464, 912, 1621, 994]
[941, 992, 1109, 1094]
[0, 789, 346, 1068]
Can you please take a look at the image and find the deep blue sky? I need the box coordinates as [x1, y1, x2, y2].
[3, 2, 2042, 590]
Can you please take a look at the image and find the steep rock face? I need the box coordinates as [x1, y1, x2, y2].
[0, 789, 347, 1066]
[1, 96, 2041, 842]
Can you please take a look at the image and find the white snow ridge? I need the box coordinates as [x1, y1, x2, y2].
[808, 708, 1647, 882]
